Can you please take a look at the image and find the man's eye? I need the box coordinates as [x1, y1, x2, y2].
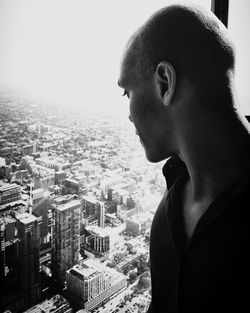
[122, 90, 129, 98]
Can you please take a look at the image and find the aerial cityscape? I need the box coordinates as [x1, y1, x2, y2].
[0, 0, 249, 312]
[0, 90, 166, 313]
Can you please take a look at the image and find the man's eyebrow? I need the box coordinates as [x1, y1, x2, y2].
[118, 76, 130, 88]
[117, 80, 124, 88]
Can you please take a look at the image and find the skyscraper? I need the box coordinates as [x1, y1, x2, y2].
[16, 212, 41, 307]
[82, 196, 106, 228]
[51, 199, 81, 287]
[84, 225, 110, 256]
[99, 202, 105, 228]
[0, 215, 16, 285]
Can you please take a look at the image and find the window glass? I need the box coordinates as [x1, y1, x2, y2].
[0, 0, 211, 118]
[1, 1, 225, 312]
[228, 0, 250, 115]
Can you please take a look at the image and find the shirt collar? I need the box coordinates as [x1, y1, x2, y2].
[162, 155, 187, 190]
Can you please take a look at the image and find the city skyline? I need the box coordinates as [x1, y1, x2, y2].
[1, 1, 250, 312]
[0, 90, 164, 312]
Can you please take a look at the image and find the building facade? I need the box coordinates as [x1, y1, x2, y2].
[126, 213, 152, 236]
[54, 170, 67, 185]
[0, 183, 21, 206]
[24, 294, 72, 313]
[82, 196, 106, 228]
[22, 145, 33, 156]
[66, 259, 127, 311]
[84, 226, 110, 255]
[116, 204, 137, 222]
[51, 199, 81, 286]
[16, 213, 41, 307]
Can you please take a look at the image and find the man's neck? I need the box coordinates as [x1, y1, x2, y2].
[178, 110, 250, 203]
[179, 122, 250, 240]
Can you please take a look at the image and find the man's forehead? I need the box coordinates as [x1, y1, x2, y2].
[118, 47, 139, 88]
[118, 56, 128, 87]
[118, 66, 138, 89]
[118, 66, 131, 88]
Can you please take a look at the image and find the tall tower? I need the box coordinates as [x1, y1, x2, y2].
[51, 200, 81, 287]
[16, 213, 41, 307]
[0, 217, 7, 283]
[0, 216, 16, 283]
[27, 180, 34, 215]
[99, 202, 105, 228]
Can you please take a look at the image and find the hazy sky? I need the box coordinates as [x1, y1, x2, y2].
[0, 0, 249, 114]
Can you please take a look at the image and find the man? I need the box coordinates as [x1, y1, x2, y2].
[118, 4, 250, 313]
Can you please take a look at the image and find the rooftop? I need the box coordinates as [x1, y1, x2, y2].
[55, 170, 66, 174]
[54, 199, 81, 212]
[0, 183, 20, 192]
[24, 294, 70, 313]
[85, 225, 109, 237]
[68, 259, 125, 283]
[0, 215, 15, 225]
[127, 212, 153, 224]
[16, 212, 37, 224]
[69, 264, 97, 280]
[54, 193, 76, 204]
[0, 199, 26, 212]
[82, 195, 98, 204]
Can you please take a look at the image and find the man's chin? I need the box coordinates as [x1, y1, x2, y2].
[145, 150, 163, 163]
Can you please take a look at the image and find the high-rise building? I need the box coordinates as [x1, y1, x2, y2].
[12, 169, 29, 180]
[0, 215, 16, 283]
[100, 202, 105, 228]
[82, 196, 106, 228]
[23, 294, 73, 313]
[82, 195, 98, 217]
[54, 194, 77, 206]
[0, 165, 12, 180]
[0, 214, 24, 312]
[62, 178, 80, 194]
[112, 188, 129, 205]
[84, 226, 110, 255]
[66, 259, 127, 311]
[16, 212, 41, 307]
[117, 204, 138, 222]
[34, 175, 54, 191]
[51, 199, 81, 286]
[100, 175, 124, 199]
[54, 170, 67, 185]
[0, 183, 21, 206]
[126, 212, 153, 236]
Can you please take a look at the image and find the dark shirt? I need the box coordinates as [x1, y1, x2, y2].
[148, 156, 250, 313]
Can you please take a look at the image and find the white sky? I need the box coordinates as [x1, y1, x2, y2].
[0, 0, 249, 114]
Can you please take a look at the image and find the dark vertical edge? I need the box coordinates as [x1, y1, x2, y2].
[211, 0, 229, 28]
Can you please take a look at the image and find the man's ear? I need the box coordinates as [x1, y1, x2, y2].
[155, 62, 176, 106]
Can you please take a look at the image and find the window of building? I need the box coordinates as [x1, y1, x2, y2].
[0, 1, 249, 312]
[228, 0, 250, 115]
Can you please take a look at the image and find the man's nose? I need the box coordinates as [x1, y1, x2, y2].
[129, 115, 133, 123]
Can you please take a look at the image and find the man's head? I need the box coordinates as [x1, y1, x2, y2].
[118, 4, 236, 162]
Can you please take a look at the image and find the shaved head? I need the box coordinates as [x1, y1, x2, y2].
[118, 3, 243, 163]
[123, 4, 235, 93]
